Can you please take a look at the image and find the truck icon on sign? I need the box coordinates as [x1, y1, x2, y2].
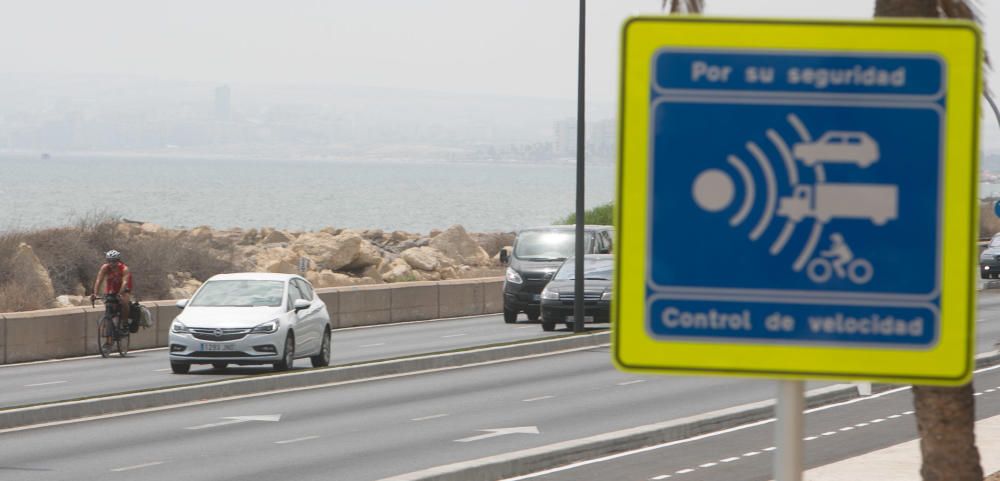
[777, 183, 898, 225]
[793, 131, 880, 168]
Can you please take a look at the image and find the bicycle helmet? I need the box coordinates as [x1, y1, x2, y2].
[105, 250, 122, 261]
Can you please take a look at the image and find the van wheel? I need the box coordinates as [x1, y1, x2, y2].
[541, 319, 556, 331]
[503, 308, 517, 324]
[527, 310, 540, 322]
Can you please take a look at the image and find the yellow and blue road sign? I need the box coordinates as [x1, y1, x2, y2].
[613, 17, 981, 385]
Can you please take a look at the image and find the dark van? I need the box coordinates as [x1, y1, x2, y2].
[499, 225, 613, 323]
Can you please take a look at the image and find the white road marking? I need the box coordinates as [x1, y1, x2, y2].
[411, 414, 449, 421]
[110, 461, 164, 472]
[822, 431, 836, 436]
[903, 411, 914, 415]
[700, 462, 718, 468]
[676, 468, 694, 474]
[275, 435, 319, 445]
[652, 475, 671, 480]
[720, 457, 740, 463]
[743, 451, 760, 457]
[975, 392, 984, 396]
[888, 414, 902, 419]
[523, 395, 555, 402]
[360, 343, 385, 348]
[871, 418, 885, 423]
[840, 427, 854, 431]
[987, 389, 996, 393]
[855, 422, 870, 427]
[24, 381, 67, 387]
[804, 436, 819, 441]
[454, 426, 539, 443]
[762, 447, 776, 452]
[442, 333, 468, 338]
[185, 414, 281, 430]
[154, 368, 171, 372]
[617, 380, 646, 386]
[515, 326, 534, 329]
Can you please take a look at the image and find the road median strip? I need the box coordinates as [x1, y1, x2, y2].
[0, 331, 609, 431]
[378, 351, 1000, 481]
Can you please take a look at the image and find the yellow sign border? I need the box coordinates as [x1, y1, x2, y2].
[613, 17, 982, 386]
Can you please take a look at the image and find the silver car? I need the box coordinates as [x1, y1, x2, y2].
[168, 273, 332, 374]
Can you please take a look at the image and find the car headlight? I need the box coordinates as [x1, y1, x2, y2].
[601, 291, 612, 301]
[171, 321, 189, 333]
[541, 288, 559, 300]
[505, 268, 523, 284]
[251, 319, 280, 334]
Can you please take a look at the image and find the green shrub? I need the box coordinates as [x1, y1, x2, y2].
[555, 201, 614, 226]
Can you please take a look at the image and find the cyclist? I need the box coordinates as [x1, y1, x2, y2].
[90, 250, 134, 326]
[819, 233, 853, 279]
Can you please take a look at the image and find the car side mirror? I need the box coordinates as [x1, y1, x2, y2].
[176, 299, 189, 309]
[499, 248, 510, 265]
[293, 298, 311, 312]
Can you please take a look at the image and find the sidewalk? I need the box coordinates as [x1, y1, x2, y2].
[801, 414, 1000, 480]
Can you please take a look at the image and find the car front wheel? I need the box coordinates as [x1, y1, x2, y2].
[311, 328, 331, 368]
[170, 362, 190, 374]
[503, 308, 517, 323]
[274, 332, 295, 371]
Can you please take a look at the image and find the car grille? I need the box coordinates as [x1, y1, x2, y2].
[190, 328, 251, 342]
[559, 292, 603, 301]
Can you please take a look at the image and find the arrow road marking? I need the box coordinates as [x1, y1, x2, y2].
[454, 426, 539, 443]
[185, 414, 282, 430]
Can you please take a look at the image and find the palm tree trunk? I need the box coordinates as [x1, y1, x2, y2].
[873, 1, 983, 479]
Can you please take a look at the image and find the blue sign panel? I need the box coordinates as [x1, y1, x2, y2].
[647, 48, 944, 348]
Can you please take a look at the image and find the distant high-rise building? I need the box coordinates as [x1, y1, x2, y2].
[554, 118, 576, 156]
[214, 85, 231, 121]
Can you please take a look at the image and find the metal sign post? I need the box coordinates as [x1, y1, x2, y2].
[774, 380, 805, 481]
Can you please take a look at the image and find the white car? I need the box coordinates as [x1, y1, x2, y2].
[168, 273, 332, 374]
[793, 131, 880, 167]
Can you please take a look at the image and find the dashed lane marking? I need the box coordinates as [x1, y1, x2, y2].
[110, 461, 164, 472]
[699, 462, 718, 468]
[360, 343, 386, 348]
[617, 380, 646, 386]
[441, 334, 468, 338]
[24, 381, 67, 387]
[676, 468, 694, 474]
[275, 435, 320, 445]
[523, 395, 555, 403]
[411, 414, 449, 421]
[720, 457, 740, 463]
[652, 475, 671, 480]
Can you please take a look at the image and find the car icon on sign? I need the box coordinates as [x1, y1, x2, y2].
[793, 131, 880, 168]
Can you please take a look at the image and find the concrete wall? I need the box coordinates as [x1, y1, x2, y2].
[0, 277, 503, 365]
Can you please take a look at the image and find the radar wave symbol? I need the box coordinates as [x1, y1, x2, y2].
[691, 114, 823, 269]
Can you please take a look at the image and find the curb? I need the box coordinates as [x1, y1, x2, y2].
[0, 331, 609, 430]
[378, 351, 1000, 481]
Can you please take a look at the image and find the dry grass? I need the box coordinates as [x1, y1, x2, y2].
[0, 215, 238, 309]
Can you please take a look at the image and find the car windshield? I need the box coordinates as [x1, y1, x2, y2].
[513, 231, 591, 260]
[991, 236, 1000, 248]
[189, 280, 285, 307]
[554, 258, 613, 281]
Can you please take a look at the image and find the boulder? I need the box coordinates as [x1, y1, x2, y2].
[189, 225, 214, 241]
[429, 225, 491, 266]
[401, 246, 453, 272]
[167, 273, 202, 300]
[320, 227, 342, 236]
[382, 258, 415, 283]
[252, 247, 298, 272]
[291, 231, 360, 271]
[305, 270, 356, 288]
[344, 239, 383, 271]
[472, 232, 516, 258]
[389, 230, 411, 243]
[239, 228, 259, 245]
[54, 295, 89, 308]
[140, 223, 163, 235]
[261, 229, 293, 244]
[11, 243, 54, 303]
[360, 264, 383, 284]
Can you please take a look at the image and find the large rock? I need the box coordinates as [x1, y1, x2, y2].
[140, 223, 164, 235]
[54, 295, 89, 308]
[472, 232, 516, 258]
[429, 225, 491, 266]
[305, 270, 356, 288]
[167, 272, 203, 300]
[401, 246, 453, 272]
[382, 258, 415, 283]
[252, 246, 298, 272]
[291, 232, 354, 271]
[189, 225, 214, 241]
[11, 243, 54, 303]
[261, 229, 294, 245]
[345, 239, 382, 271]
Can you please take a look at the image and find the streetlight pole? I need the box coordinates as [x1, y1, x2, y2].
[574, 0, 586, 333]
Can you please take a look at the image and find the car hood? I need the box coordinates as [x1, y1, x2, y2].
[983, 248, 1000, 257]
[176, 306, 285, 329]
[545, 279, 612, 293]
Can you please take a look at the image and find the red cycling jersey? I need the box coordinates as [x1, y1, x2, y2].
[102, 262, 133, 294]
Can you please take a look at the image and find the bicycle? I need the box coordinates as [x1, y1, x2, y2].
[93, 294, 130, 358]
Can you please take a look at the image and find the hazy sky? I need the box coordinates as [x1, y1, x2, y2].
[1, 0, 997, 146]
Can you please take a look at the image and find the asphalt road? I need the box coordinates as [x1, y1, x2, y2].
[0, 346, 833, 481]
[516, 365, 1000, 481]
[0, 314, 564, 409]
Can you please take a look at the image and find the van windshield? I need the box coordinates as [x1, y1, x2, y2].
[513, 231, 591, 261]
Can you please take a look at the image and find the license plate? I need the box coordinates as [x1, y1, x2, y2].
[532, 294, 541, 301]
[200, 343, 235, 351]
